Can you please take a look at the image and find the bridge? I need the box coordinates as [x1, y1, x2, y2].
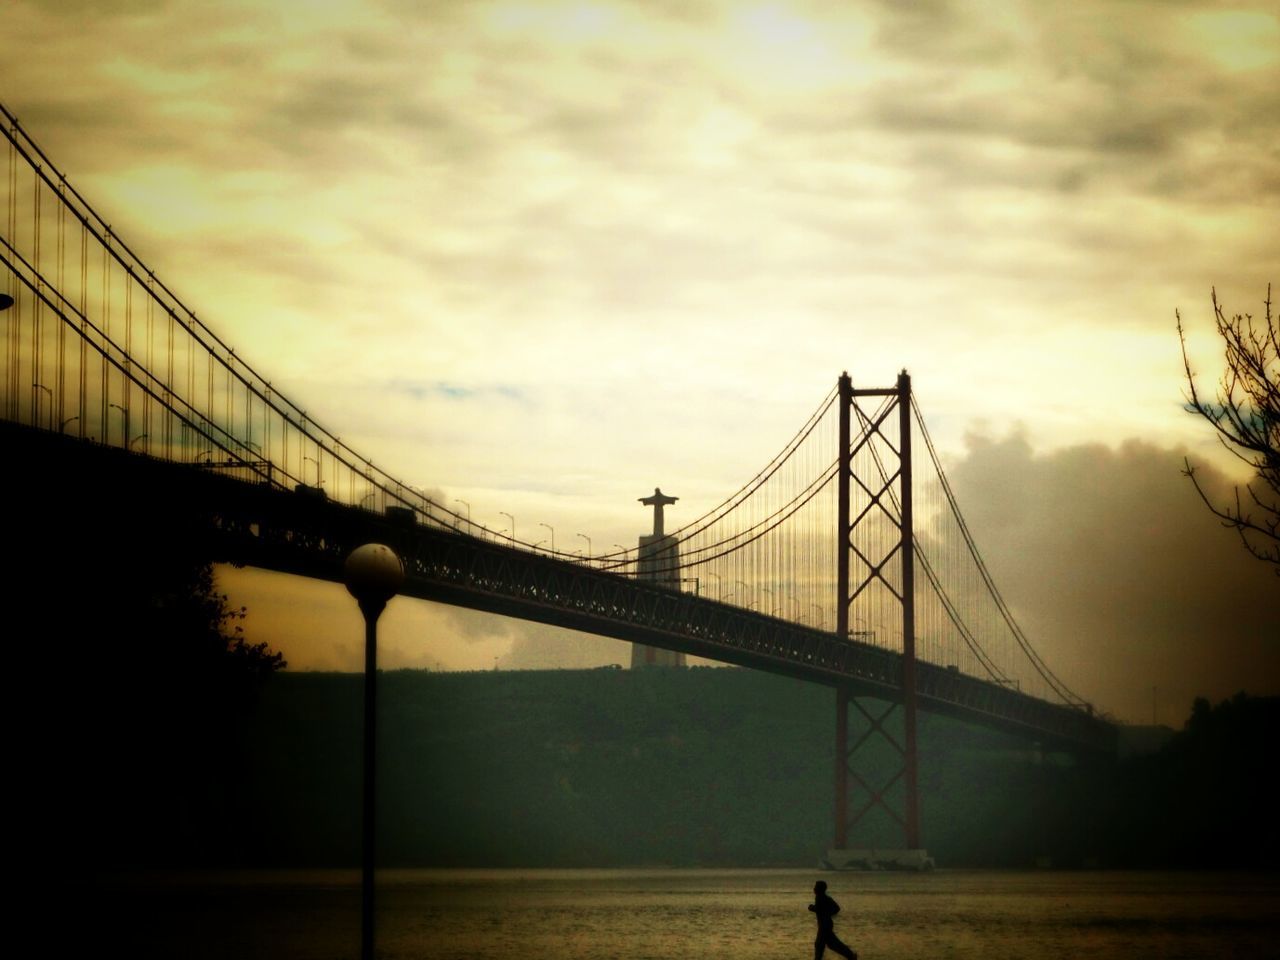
[1, 103, 1114, 857]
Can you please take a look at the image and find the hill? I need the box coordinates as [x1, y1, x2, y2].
[229, 667, 1068, 867]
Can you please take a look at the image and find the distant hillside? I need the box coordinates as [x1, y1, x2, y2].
[229, 667, 1069, 868]
[41, 664, 1272, 870]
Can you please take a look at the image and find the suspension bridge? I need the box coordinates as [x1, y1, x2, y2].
[1, 103, 1114, 859]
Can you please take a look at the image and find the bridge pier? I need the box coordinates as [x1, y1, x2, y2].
[830, 689, 927, 865]
[831, 371, 925, 865]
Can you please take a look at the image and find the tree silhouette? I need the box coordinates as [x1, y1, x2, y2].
[12, 459, 288, 868]
[1178, 285, 1279, 569]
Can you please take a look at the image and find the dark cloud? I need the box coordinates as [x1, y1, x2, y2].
[946, 431, 1279, 723]
[868, 77, 1216, 163]
[863, 0, 1012, 66]
[501, 621, 630, 670]
[21, 0, 171, 17]
[852, 0, 1280, 211]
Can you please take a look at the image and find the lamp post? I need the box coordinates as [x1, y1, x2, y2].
[538, 521, 554, 552]
[611, 544, 629, 574]
[499, 511, 515, 542]
[32, 382, 52, 429]
[343, 543, 405, 960]
[575, 533, 591, 562]
[454, 499, 471, 531]
[109, 402, 131, 448]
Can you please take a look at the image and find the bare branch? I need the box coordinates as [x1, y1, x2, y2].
[1179, 286, 1280, 572]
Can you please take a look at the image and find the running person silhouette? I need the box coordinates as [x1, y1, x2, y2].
[808, 880, 857, 960]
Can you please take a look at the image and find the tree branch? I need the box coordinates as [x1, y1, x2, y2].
[1179, 285, 1280, 572]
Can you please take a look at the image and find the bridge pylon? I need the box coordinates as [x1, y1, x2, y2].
[828, 370, 927, 869]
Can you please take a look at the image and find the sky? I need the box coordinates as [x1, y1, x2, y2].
[6, 0, 1278, 725]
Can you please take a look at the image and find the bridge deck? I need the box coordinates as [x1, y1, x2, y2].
[7, 421, 1115, 753]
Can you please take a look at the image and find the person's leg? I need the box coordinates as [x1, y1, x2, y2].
[824, 931, 857, 960]
[814, 934, 827, 960]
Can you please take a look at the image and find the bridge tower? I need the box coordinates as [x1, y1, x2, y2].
[631, 488, 687, 668]
[828, 370, 928, 869]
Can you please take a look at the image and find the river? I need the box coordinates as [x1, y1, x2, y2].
[85, 867, 1279, 959]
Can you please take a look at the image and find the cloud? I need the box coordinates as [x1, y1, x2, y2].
[501, 621, 631, 670]
[386, 380, 524, 403]
[211, 424, 1279, 730]
[7, 0, 1276, 723]
[217, 566, 547, 672]
[944, 431, 1280, 723]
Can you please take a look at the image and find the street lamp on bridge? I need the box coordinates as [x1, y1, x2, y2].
[343, 543, 405, 960]
[109, 402, 130, 448]
[32, 382, 52, 429]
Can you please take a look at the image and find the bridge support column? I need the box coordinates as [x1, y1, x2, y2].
[835, 373, 851, 851]
[898, 370, 920, 850]
[829, 370, 925, 866]
[835, 690, 848, 849]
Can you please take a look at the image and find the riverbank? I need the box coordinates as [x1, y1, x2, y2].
[69, 867, 1280, 960]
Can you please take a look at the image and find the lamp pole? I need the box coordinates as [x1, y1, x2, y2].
[109, 402, 130, 448]
[32, 382, 52, 429]
[344, 543, 405, 960]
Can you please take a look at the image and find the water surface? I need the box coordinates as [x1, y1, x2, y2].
[95, 867, 1279, 959]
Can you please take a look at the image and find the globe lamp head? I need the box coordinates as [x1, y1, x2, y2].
[344, 543, 405, 604]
